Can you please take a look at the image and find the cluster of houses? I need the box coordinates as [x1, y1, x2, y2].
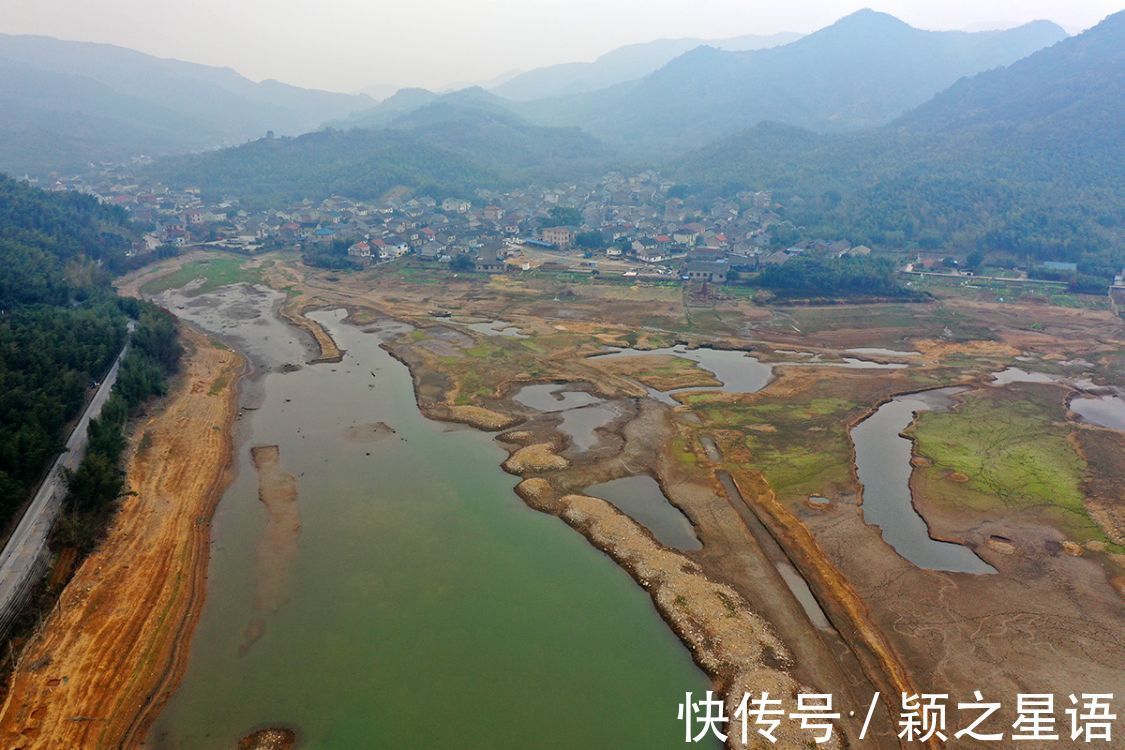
[39, 168, 867, 284]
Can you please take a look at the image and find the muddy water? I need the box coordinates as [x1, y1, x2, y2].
[1071, 394, 1125, 431]
[587, 476, 701, 551]
[990, 367, 1059, 385]
[513, 383, 601, 411]
[595, 346, 774, 396]
[513, 384, 617, 452]
[557, 404, 619, 451]
[851, 389, 996, 574]
[150, 301, 711, 749]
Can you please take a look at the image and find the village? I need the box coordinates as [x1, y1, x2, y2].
[29, 164, 1125, 300]
[35, 166, 885, 284]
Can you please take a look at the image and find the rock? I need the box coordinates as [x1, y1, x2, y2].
[238, 728, 296, 750]
[504, 444, 569, 473]
[1061, 541, 1084, 556]
[446, 405, 518, 430]
[987, 535, 1017, 555]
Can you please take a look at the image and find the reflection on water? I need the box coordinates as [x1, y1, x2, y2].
[775, 562, 832, 631]
[513, 383, 601, 412]
[587, 475, 702, 551]
[991, 367, 1060, 385]
[990, 367, 1097, 391]
[846, 347, 921, 359]
[150, 301, 712, 749]
[513, 384, 617, 451]
[594, 346, 774, 397]
[851, 389, 995, 574]
[558, 403, 619, 452]
[461, 319, 528, 338]
[1071, 394, 1125, 431]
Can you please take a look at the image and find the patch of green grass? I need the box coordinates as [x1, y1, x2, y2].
[141, 256, 262, 296]
[913, 275, 1109, 311]
[911, 385, 1114, 546]
[786, 304, 922, 334]
[208, 373, 230, 396]
[680, 388, 863, 499]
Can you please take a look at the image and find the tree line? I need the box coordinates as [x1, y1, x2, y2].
[0, 174, 177, 539]
[58, 304, 182, 551]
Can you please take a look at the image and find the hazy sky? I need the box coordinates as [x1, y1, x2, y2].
[2, 1, 1119, 93]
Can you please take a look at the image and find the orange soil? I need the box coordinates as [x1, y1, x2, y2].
[0, 327, 245, 749]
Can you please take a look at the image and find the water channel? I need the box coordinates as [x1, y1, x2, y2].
[850, 389, 996, 574]
[148, 291, 712, 749]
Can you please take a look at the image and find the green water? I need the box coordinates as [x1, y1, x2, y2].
[149, 307, 710, 749]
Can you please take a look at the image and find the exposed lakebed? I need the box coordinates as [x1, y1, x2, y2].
[149, 297, 712, 749]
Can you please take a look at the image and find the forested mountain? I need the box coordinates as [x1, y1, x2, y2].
[331, 86, 523, 130]
[153, 130, 492, 206]
[491, 31, 802, 101]
[155, 101, 619, 205]
[331, 88, 444, 130]
[671, 11, 1124, 266]
[388, 101, 618, 177]
[0, 33, 372, 175]
[522, 10, 1066, 154]
[0, 175, 139, 526]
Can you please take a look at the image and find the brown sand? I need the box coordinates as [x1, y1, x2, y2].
[0, 327, 245, 748]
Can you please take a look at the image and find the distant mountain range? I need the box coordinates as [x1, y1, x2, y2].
[672, 10, 1124, 261]
[518, 10, 1068, 153]
[490, 32, 802, 101]
[0, 34, 372, 175]
[336, 11, 1067, 157]
[155, 96, 620, 205]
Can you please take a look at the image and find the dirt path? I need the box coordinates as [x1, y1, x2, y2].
[0, 327, 245, 748]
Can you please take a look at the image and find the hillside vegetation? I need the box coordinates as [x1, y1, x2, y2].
[0, 175, 148, 529]
[521, 11, 1066, 153]
[672, 11, 1124, 267]
[154, 102, 620, 205]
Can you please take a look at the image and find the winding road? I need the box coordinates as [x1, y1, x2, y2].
[0, 335, 130, 634]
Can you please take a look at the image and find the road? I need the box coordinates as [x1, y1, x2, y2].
[0, 334, 130, 633]
[902, 269, 1067, 286]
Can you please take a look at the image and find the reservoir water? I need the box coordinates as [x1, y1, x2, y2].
[851, 389, 995, 574]
[149, 301, 711, 749]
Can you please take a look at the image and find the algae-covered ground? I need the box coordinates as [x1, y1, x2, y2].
[140, 256, 263, 296]
[910, 383, 1121, 550]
